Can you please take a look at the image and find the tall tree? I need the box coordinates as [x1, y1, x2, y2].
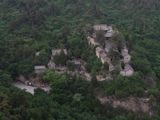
[111, 31, 125, 51]
[61, 25, 71, 38]
[84, 24, 94, 36]
[66, 61, 75, 71]
[59, 49, 67, 65]
[91, 70, 98, 87]
[53, 53, 60, 65]
[95, 29, 105, 46]
[67, 49, 72, 59]
[74, 47, 80, 58]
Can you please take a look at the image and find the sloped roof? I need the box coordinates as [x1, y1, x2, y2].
[109, 64, 114, 71]
[122, 51, 131, 57]
[96, 47, 104, 53]
[52, 49, 67, 56]
[94, 24, 109, 31]
[48, 60, 56, 66]
[108, 26, 113, 30]
[104, 32, 112, 37]
[124, 64, 133, 71]
[89, 37, 95, 43]
[121, 48, 128, 53]
[100, 52, 107, 59]
[34, 66, 46, 70]
[72, 60, 81, 65]
[105, 42, 113, 52]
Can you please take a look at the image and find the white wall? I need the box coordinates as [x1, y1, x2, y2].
[126, 70, 133, 76]
[124, 55, 131, 63]
[120, 70, 125, 76]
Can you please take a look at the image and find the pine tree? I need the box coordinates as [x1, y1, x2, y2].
[91, 70, 98, 87]
[53, 53, 60, 65]
[127, 112, 133, 120]
[59, 49, 67, 65]
[60, 44, 65, 49]
[74, 47, 80, 58]
[103, 62, 109, 71]
[61, 25, 71, 38]
[67, 49, 72, 59]
[81, 52, 87, 61]
[149, 94, 155, 103]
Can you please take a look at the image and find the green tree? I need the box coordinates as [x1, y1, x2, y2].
[26, 108, 42, 120]
[84, 63, 91, 73]
[61, 25, 71, 38]
[84, 24, 94, 36]
[67, 49, 72, 60]
[153, 55, 160, 78]
[74, 47, 80, 58]
[0, 112, 10, 120]
[73, 93, 83, 102]
[121, 61, 125, 69]
[149, 94, 155, 103]
[91, 70, 98, 87]
[107, 48, 114, 58]
[114, 116, 128, 120]
[111, 65, 120, 76]
[0, 73, 12, 87]
[103, 62, 109, 71]
[49, 73, 67, 93]
[127, 112, 134, 120]
[66, 61, 75, 71]
[53, 53, 60, 65]
[81, 52, 87, 61]
[103, 73, 106, 78]
[59, 49, 67, 65]
[50, 2, 59, 15]
[60, 44, 65, 49]
[95, 29, 105, 46]
[43, 70, 54, 82]
[111, 31, 125, 51]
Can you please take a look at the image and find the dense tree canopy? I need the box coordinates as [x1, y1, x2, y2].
[1, 0, 160, 119]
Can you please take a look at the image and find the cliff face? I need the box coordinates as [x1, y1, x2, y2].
[96, 94, 155, 115]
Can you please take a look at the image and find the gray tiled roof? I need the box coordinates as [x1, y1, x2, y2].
[108, 26, 113, 30]
[105, 42, 113, 52]
[122, 51, 131, 57]
[104, 32, 112, 37]
[96, 47, 104, 53]
[34, 66, 46, 70]
[72, 60, 81, 65]
[124, 64, 133, 71]
[48, 60, 56, 66]
[52, 49, 67, 56]
[94, 24, 109, 31]
[100, 52, 107, 59]
[109, 64, 114, 71]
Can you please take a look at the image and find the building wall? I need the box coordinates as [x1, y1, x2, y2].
[120, 70, 133, 76]
[126, 70, 133, 76]
[124, 56, 131, 63]
[96, 51, 100, 58]
[123, 48, 128, 53]
[120, 70, 126, 76]
[106, 57, 111, 64]
[35, 69, 46, 74]
[101, 58, 105, 64]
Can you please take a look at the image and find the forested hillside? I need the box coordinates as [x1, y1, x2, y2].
[1, 0, 160, 119]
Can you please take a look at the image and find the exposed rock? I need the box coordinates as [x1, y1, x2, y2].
[96, 94, 154, 115]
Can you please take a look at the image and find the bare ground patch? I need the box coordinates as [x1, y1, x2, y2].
[96, 92, 154, 115]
